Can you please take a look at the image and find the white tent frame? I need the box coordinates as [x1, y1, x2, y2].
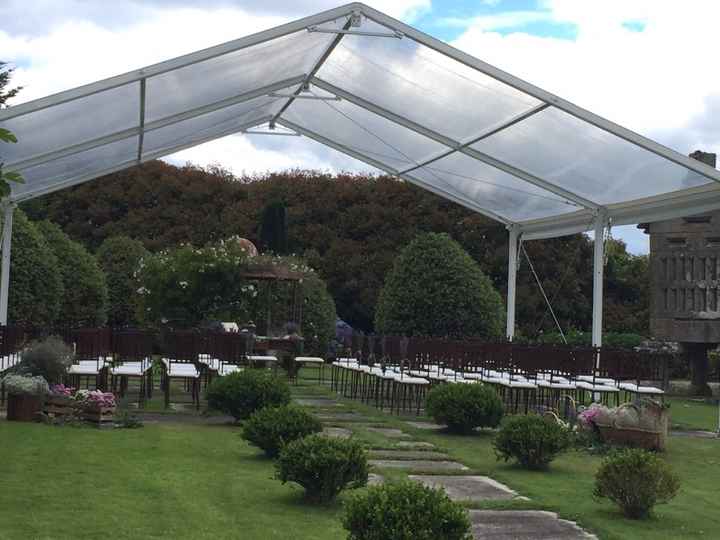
[2, 2, 719, 351]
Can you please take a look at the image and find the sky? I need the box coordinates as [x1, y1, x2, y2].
[3, 0, 720, 254]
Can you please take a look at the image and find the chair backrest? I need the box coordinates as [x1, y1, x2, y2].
[112, 329, 154, 361]
[208, 331, 248, 365]
[73, 327, 111, 360]
[162, 330, 200, 363]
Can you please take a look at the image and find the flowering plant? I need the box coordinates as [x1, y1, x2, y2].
[75, 389, 116, 409]
[49, 384, 76, 397]
[2, 374, 49, 396]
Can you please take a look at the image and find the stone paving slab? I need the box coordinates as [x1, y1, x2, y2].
[316, 412, 373, 422]
[394, 441, 436, 450]
[408, 475, 518, 502]
[404, 420, 446, 430]
[322, 427, 352, 439]
[363, 427, 411, 439]
[468, 511, 596, 540]
[294, 398, 344, 407]
[368, 473, 384, 486]
[369, 450, 450, 461]
[671, 430, 719, 439]
[369, 459, 469, 471]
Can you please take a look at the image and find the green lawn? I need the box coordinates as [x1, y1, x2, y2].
[0, 421, 345, 540]
[667, 396, 719, 432]
[1, 379, 718, 540]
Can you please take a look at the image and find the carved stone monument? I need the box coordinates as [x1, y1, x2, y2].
[640, 151, 718, 395]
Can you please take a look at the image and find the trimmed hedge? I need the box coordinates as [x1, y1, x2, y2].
[206, 370, 290, 421]
[594, 448, 680, 519]
[343, 481, 472, 540]
[276, 434, 368, 503]
[493, 415, 572, 470]
[375, 232, 504, 339]
[426, 383, 503, 434]
[242, 404, 323, 458]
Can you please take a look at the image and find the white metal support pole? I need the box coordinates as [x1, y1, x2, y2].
[592, 213, 607, 367]
[506, 226, 520, 341]
[0, 203, 15, 325]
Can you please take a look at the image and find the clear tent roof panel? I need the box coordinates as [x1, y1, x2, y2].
[2, 2, 719, 239]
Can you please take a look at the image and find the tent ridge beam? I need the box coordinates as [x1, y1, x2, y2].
[357, 3, 720, 186]
[0, 4, 360, 122]
[313, 77, 599, 211]
[8, 76, 305, 171]
[270, 15, 354, 126]
[277, 117, 513, 225]
[398, 102, 550, 175]
[11, 116, 271, 203]
[136, 78, 147, 164]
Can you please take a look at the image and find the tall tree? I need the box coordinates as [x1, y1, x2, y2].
[0, 62, 21, 108]
[258, 200, 288, 255]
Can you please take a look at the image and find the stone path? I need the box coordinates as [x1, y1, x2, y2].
[468, 511, 596, 539]
[408, 475, 520, 502]
[671, 429, 719, 439]
[369, 459, 469, 471]
[302, 392, 596, 540]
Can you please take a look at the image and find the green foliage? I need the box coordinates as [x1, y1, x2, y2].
[15, 336, 74, 384]
[22, 164, 650, 335]
[493, 415, 573, 470]
[96, 235, 150, 326]
[0, 64, 24, 196]
[276, 434, 368, 503]
[521, 330, 646, 349]
[342, 481, 472, 540]
[594, 448, 680, 519]
[205, 370, 290, 421]
[241, 404, 322, 458]
[37, 221, 108, 326]
[375, 233, 504, 338]
[0, 62, 21, 107]
[426, 383, 504, 434]
[8, 210, 63, 325]
[259, 201, 288, 255]
[300, 274, 337, 355]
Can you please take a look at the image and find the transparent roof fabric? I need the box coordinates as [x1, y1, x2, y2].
[2, 3, 719, 238]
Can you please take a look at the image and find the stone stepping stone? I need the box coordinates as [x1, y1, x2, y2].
[408, 475, 518, 502]
[369, 450, 450, 461]
[671, 430, 718, 439]
[294, 398, 343, 407]
[468, 510, 596, 540]
[363, 427, 411, 439]
[368, 473, 384, 486]
[404, 420, 446, 430]
[369, 459, 469, 471]
[322, 427, 352, 439]
[394, 441, 436, 450]
[317, 412, 372, 422]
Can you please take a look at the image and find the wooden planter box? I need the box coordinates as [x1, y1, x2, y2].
[81, 406, 116, 424]
[7, 393, 43, 422]
[43, 395, 76, 418]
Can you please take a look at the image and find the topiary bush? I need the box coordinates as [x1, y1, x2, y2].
[38, 221, 108, 327]
[426, 383, 503, 434]
[242, 404, 323, 458]
[15, 336, 74, 384]
[96, 235, 150, 327]
[7, 210, 63, 325]
[493, 415, 572, 470]
[343, 481, 472, 540]
[206, 370, 290, 421]
[374, 232, 504, 339]
[276, 434, 368, 503]
[594, 448, 680, 519]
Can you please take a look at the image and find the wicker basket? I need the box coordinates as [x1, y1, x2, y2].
[595, 400, 668, 451]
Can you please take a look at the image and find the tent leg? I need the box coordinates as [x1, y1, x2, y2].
[591, 214, 606, 367]
[506, 226, 519, 341]
[0, 203, 14, 326]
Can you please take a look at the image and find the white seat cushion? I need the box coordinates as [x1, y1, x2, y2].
[295, 356, 324, 364]
[576, 381, 619, 392]
[618, 382, 665, 394]
[577, 375, 616, 385]
[247, 355, 278, 363]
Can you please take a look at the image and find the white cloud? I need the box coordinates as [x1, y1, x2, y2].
[439, 11, 553, 31]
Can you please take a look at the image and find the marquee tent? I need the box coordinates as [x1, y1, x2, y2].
[2, 3, 719, 346]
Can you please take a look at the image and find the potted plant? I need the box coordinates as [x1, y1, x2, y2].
[3, 374, 49, 421]
[74, 390, 117, 424]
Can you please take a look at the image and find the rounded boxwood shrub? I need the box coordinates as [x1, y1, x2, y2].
[594, 448, 680, 519]
[374, 232, 504, 339]
[242, 404, 323, 457]
[493, 415, 572, 470]
[206, 370, 290, 421]
[426, 383, 503, 434]
[343, 481, 472, 540]
[276, 434, 368, 503]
